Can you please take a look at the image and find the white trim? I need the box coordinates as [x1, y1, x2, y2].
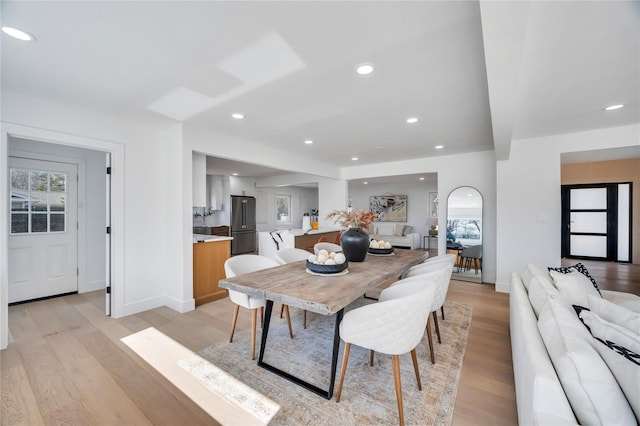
[1, 122, 126, 349]
[495, 280, 510, 293]
[84, 280, 106, 293]
[121, 295, 194, 317]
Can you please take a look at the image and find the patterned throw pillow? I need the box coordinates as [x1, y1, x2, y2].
[548, 263, 602, 296]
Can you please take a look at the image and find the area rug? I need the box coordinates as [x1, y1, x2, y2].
[179, 299, 472, 426]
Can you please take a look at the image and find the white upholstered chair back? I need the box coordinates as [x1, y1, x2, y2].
[340, 278, 435, 356]
[224, 255, 279, 308]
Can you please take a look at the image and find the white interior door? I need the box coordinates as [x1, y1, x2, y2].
[8, 157, 78, 303]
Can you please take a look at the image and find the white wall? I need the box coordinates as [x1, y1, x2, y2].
[8, 137, 107, 293]
[348, 180, 437, 239]
[495, 124, 640, 292]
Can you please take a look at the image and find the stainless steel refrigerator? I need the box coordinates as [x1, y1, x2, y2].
[230, 195, 257, 255]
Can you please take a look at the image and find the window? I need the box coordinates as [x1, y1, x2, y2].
[276, 194, 291, 224]
[10, 168, 67, 234]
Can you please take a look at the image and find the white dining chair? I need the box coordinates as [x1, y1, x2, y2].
[398, 263, 453, 363]
[313, 242, 342, 255]
[401, 253, 456, 320]
[275, 248, 312, 328]
[224, 255, 293, 360]
[335, 278, 435, 426]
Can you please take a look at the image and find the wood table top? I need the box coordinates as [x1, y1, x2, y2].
[218, 249, 428, 315]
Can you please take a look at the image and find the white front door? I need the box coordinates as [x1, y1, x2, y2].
[8, 157, 78, 303]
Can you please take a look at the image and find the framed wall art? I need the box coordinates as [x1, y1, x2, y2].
[369, 195, 407, 222]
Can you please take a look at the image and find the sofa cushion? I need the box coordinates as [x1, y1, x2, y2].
[528, 275, 561, 318]
[549, 269, 601, 308]
[579, 310, 640, 354]
[548, 263, 602, 296]
[601, 290, 640, 314]
[538, 299, 636, 425]
[393, 224, 405, 236]
[592, 336, 640, 419]
[403, 225, 414, 235]
[588, 294, 640, 335]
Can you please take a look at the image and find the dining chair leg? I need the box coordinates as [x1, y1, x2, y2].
[433, 311, 441, 344]
[229, 305, 240, 343]
[370, 349, 375, 366]
[303, 310, 307, 329]
[441, 306, 445, 321]
[335, 342, 351, 403]
[392, 355, 405, 426]
[426, 317, 435, 364]
[260, 307, 264, 328]
[251, 308, 257, 360]
[279, 304, 284, 318]
[284, 305, 293, 338]
[410, 348, 422, 391]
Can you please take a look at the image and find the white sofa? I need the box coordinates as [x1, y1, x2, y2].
[510, 265, 640, 425]
[369, 224, 420, 250]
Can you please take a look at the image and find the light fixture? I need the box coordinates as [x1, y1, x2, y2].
[604, 104, 624, 111]
[435, 145, 444, 149]
[231, 113, 244, 119]
[1, 26, 36, 42]
[351, 157, 359, 161]
[363, 181, 368, 185]
[419, 177, 425, 181]
[232, 173, 238, 176]
[304, 140, 313, 145]
[356, 63, 374, 75]
[406, 117, 419, 124]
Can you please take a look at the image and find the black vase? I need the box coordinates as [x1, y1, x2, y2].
[340, 227, 370, 262]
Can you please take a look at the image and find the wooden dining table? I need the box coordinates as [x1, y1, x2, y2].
[218, 249, 428, 399]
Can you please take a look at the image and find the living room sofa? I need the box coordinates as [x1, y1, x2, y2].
[510, 264, 640, 425]
[368, 224, 420, 250]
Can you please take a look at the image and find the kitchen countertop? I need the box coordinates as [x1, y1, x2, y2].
[287, 228, 340, 237]
[193, 234, 234, 243]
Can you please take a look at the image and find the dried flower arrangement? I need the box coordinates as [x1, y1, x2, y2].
[326, 208, 376, 230]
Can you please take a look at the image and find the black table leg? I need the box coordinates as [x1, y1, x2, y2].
[257, 301, 345, 400]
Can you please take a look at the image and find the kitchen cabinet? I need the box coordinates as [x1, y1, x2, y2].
[193, 239, 230, 306]
[294, 230, 341, 252]
[207, 175, 224, 210]
[192, 152, 207, 207]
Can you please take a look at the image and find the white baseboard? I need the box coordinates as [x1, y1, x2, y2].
[495, 280, 511, 293]
[123, 295, 195, 317]
[80, 279, 105, 293]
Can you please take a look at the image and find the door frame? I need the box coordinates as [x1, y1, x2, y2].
[561, 182, 633, 262]
[1, 122, 126, 349]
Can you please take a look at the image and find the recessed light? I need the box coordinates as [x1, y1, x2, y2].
[419, 177, 425, 181]
[356, 63, 374, 75]
[231, 113, 244, 119]
[435, 145, 444, 149]
[604, 104, 624, 111]
[1, 26, 36, 42]
[351, 157, 359, 161]
[363, 181, 368, 185]
[232, 173, 238, 176]
[406, 117, 419, 124]
[304, 140, 313, 145]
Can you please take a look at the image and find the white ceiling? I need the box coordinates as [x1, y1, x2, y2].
[2, 1, 638, 178]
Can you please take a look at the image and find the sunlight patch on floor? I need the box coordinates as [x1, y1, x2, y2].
[121, 327, 279, 426]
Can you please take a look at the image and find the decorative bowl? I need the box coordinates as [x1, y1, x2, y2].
[368, 246, 395, 255]
[306, 260, 349, 274]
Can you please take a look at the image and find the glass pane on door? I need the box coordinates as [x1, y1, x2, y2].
[570, 212, 607, 233]
[570, 188, 606, 209]
[570, 235, 607, 257]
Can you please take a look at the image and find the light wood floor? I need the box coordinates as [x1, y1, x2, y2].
[3, 259, 638, 425]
